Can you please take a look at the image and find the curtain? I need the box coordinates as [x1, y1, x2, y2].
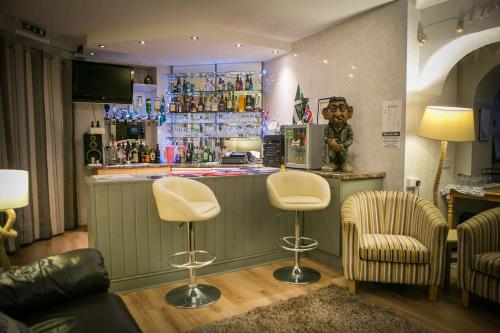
[0, 36, 76, 250]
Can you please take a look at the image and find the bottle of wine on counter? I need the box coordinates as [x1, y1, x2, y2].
[155, 144, 161, 163]
[131, 142, 139, 163]
[148, 145, 155, 163]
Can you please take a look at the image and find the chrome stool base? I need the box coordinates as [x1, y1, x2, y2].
[166, 284, 221, 309]
[273, 265, 321, 284]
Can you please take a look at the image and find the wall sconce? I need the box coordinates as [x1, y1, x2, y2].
[456, 19, 464, 33]
[417, 22, 426, 47]
[418, 32, 426, 46]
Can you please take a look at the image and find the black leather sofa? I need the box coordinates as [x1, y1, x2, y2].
[0, 249, 141, 333]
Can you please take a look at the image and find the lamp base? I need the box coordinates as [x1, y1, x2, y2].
[0, 209, 18, 270]
[433, 141, 448, 208]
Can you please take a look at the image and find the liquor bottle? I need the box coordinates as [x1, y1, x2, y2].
[215, 142, 221, 162]
[211, 96, 218, 112]
[255, 94, 261, 111]
[203, 143, 209, 163]
[110, 142, 118, 164]
[249, 76, 254, 90]
[148, 145, 155, 163]
[185, 80, 191, 94]
[182, 79, 187, 95]
[174, 143, 180, 164]
[218, 96, 226, 112]
[155, 144, 161, 163]
[245, 74, 250, 90]
[235, 75, 241, 90]
[169, 97, 176, 113]
[175, 77, 181, 93]
[196, 96, 203, 112]
[186, 142, 192, 163]
[218, 77, 224, 91]
[138, 141, 144, 163]
[238, 95, 245, 112]
[179, 143, 186, 163]
[226, 93, 232, 111]
[131, 142, 139, 163]
[205, 96, 212, 112]
[146, 98, 152, 117]
[144, 145, 151, 163]
[245, 95, 253, 112]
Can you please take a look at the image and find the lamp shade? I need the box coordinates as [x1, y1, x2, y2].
[0, 170, 29, 209]
[418, 106, 475, 142]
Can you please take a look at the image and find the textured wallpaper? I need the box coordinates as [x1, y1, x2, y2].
[263, 0, 407, 191]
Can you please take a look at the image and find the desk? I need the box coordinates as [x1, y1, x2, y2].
[446, 187, 500, 228]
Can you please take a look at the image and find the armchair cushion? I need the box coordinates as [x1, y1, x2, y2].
[359, 234, 430, 264]
[472, 251, 500, 279]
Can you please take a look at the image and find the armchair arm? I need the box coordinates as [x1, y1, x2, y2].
[0, 249, 109, 316]
[412, 198, 448, 286]
[341, 196, 362, 281]
[457, 207, 500, 289]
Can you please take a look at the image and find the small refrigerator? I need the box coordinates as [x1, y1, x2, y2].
[282, 123, 325, 169]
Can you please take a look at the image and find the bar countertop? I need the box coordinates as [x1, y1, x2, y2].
[86, 167, 386, 185]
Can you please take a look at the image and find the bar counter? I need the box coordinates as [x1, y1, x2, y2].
[86, 168, 384, 291]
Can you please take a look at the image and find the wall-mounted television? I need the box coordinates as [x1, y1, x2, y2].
[72, 60, 133, 104]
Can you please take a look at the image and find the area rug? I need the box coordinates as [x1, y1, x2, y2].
[189, 284, 431, 333]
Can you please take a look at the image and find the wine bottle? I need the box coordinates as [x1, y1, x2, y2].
[149, 145, 155, 163]
[227, 93, 233, 111]
[131, 142, 139, 163]
[249, 76, 254, 90]
[155, 144, 161, 163]
[245, 74, 250, 90]
[182, 79, 187, 95]
[144, 145, 151, 163]
[138, 141, 144, 163]
[235, 75, 240, 90]
[176, 77, 181, 93]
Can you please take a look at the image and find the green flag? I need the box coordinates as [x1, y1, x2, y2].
[293, 85, 303, 124]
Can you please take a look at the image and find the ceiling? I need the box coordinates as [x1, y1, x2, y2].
[0, 0, 393, 66]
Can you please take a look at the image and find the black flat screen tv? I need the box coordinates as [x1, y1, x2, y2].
[72, 60, 133, 104]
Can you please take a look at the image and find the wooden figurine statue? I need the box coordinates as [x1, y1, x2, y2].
[322, 97, 354, 172]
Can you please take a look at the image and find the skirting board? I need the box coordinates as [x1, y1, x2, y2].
[111, 250, 293, 292]
[306, 249, 342, 269]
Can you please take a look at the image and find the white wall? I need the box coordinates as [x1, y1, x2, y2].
[264, 0, 408, 191]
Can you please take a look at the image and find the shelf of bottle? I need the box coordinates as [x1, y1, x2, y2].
[165, 136, 262, 139]
[167, 110, 262, 114]
[166, 71, 262, 79]
[166, 90, 262, 95]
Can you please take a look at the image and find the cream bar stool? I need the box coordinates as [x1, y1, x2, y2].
[153, 176, 221, 308]
[266, 170, 331, 284]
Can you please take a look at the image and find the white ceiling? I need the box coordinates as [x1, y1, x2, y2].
[1, 0, 393, 66]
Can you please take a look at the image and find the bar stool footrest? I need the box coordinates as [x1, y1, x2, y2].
[279, 236, 318, 252]
[167, 250, 216, 269]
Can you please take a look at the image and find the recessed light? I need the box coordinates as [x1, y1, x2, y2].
[190, 36, 199, 40]
[139, 40, 146, 45]
[349, 73, 354, 78]
[351, 65, 356, 70]
[89, 52, 96, 56]
[98, 44, 105, 48]
[323, 59, 328, 64]
[293, 53, 298, 57]
[234, 43, 242, 47]
[272, 50, 279, 54]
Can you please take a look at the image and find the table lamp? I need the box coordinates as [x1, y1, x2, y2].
[417, 106, 475, 207]
[0, 169, 29, 270]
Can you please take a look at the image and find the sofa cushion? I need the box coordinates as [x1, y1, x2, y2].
[359, 234, 430, 264]
[15, 293, 140, 333]
[0, 312, 32, 333]
[472, 251, 500, 279]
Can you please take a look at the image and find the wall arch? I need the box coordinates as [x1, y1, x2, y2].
[419, 26, 500, 95]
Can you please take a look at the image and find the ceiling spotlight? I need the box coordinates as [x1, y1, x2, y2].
[139, 40, 146, 45]
[293, 53, 298, 57]
[322, 59, 328, 64]
[351, 65, 356, 70]
[89, 52, 96, 56]
[348, 73, 354, 78]
[98, 44, 105, 48]
[234, 43, 242, 47]
[456, 20, 464, 33]
[190, 36, 198, 40]
[272, 50, 279, 54]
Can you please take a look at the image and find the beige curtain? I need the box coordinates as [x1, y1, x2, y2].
[0, 35, 76, 250]
[43, 54, 66, 235]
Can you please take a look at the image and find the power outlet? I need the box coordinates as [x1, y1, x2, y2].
[406, 176, 420, 188]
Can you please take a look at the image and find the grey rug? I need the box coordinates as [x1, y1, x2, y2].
[189, 284, 431, 333]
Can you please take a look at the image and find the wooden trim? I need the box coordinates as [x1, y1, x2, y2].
[428, 286, 439, 301]
[348, 280, 356, 295]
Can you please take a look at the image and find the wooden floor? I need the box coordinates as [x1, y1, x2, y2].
[8, 226, 88, 266]
[8, 231, 500, 333]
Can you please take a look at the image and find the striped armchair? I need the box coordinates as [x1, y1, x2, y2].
[341, 191, 448, 301]
[458, 207, 500, 307]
